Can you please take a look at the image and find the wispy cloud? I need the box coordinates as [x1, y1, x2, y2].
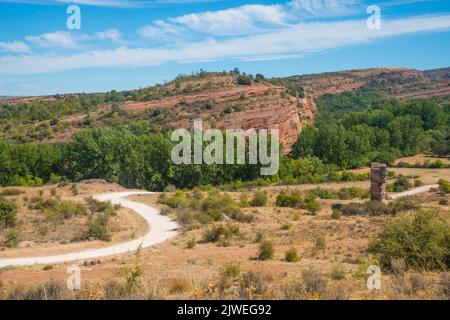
[0, 41, 29, 52]
[139, 0, 361, 40]
[25, 31, 76, 48]
[23, 29, 123, 49]
[94, 29, 122, 41]
[1, 14, 449, 75]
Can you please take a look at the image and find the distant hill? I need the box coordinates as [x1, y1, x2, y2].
[0, 67, 448, 152]
[280, 67, 450, 102]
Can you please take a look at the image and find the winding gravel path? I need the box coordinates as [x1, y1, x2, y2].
[0, 191, 178, 268]
[389, 184, 440, 200]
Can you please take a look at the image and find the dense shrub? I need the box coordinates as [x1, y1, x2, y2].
[305, 195, 321, 215]
[237, 75, 253, 86]
[258, 241, 274, 260]
[331, 209, 341, 220]
[439, 179, 450, 194]
[330, 265, 347, 280]
[310, 187, 369, 200]
[160, 190, 254, 226]
[369, 211, 450, 271]
[0, 197, 17, 228]
[29, 197, 88, 222]
[250, 191, 268, 207]
[186, 237, 197, 249]
[390, 175, 413, 192]
[4, 230, 19, 247]
[203, 224, 240, 244]
[275, 192, 303, 208]
[285, 248, 300, 262]
[85, 214, 111, 241]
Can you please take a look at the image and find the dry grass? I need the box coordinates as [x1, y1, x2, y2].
[0, 168, 449, 300]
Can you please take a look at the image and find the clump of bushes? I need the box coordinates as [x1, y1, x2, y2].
[314, 234, 326, 251]
[414, 179, 424, 187]
[281, 221, 292, 230]
[275, 192, 321, 214]
[439, 179, 450, 194]
[338, 198, 420, 216]
[203, 224, 240, 246]
[237, 75, 253, 86]
[254, 230, 264, 243]
[305, 195, 321, 215]
[222, 263, 241, 278]
[310, 187, 369, 200]
[186, 237, 197, 249]
[0, 188, 24, 196]
[10, 175, 43, 187]
[331, 209, 341, 220]
[85, 213, 111, 241]
[28, 197, 88, 222]
[250, 191, 268, 207]
[301, 268, 328, 297]
[285, 248, 300, 262]
[4, 230, 19, 247]
[275, 192, 303, 208]
[369, 211, 450, 271]
[258, 241, 274, 260]
[159, 190, 255, 227]
[0, 197, 17, 228]
[387, 175, 412, 192]
[330, 264, 346, 280]
[326, 171, 370, 182]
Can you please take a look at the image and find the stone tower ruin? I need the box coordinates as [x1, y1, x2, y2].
[370, 163, 388, 202]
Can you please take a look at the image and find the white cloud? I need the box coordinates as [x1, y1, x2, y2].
[138, 20, 185, 39]
[0, 41, 29, 52]
[169, 4, 287, 36]
[2, 14, 449, 75]
[287, 0, 360, 16]
[26, 31, 76, 48]
[94, 29, 122, 41]
[139, 0, 362, 39]
[24, 29, 123, 49]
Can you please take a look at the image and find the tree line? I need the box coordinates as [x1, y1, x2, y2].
[292, 92, 450, 168]
[0, 124, 343, 190]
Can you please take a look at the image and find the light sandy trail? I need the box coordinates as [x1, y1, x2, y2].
[0, 191, 178, 268]
[389, 184, 439, 200]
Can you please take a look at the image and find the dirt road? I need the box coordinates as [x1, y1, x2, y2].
[389, 184, 440, 200]
[0, 191, 178, 268]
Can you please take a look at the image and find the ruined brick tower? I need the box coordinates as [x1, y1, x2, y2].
[370, 163, 388, 202]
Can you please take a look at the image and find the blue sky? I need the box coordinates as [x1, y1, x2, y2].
[0, 0, 449, 96]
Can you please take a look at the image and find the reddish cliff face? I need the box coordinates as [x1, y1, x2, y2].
[3, 67, 448, 151]
[120, 74, 315, 154]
